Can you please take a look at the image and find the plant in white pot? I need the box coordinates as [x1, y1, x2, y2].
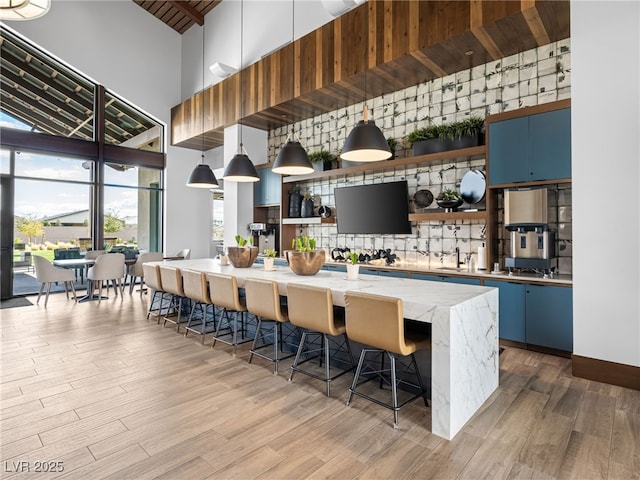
[346, 250, 360, 279]
[263, 248, 277, 271]
[285, 235, 325, 276]
[227, 235, 258, 268]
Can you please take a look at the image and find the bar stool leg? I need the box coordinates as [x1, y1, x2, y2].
[347, 349, 367, 406]
[390, 353, 399, 429]
[324, 334, 331, 397]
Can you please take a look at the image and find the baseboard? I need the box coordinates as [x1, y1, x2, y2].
[572, 355, 640, 391]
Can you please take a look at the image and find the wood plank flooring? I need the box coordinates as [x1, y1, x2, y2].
[1, 292, 638, 479]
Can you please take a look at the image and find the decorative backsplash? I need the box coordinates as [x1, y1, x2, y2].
[269, 39, 573, 275]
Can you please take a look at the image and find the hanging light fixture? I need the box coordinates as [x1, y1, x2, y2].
[223, 0, 259, 183]
[272, 0, 313, 176]
[340, 69, 391, 163]
[0, 0, 50, 21]
[187, 20, 219, 188]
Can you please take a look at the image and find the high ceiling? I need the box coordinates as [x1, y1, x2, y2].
[133, 0, 222, 34]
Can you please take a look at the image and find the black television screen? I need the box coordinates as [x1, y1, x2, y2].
[334, 180, 412, 234]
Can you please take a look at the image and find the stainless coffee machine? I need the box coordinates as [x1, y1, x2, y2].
[249, 223, 279, 254]
[504, 188, 556, 271]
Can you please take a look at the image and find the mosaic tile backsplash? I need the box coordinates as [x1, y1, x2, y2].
[268, 40, 572, 275]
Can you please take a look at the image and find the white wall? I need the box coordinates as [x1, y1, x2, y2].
[5, 0, 215, 259]
[181, 0, 336, 100]
[572, 1, 640, 367]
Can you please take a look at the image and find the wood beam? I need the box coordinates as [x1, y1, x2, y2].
[167, 1, 204, 26]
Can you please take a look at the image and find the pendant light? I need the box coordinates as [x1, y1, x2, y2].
[340, 69, 391, 162]
[272, 0, 313, 176]
[187, 20, 219, 188]
[223, 0, 259, 183]
[0, 0, 50, 21]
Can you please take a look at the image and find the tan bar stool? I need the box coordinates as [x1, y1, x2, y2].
[182, 269, 217, 343]
[142, 263, 170, 322]
[245, 278, 297, 374]
[158, 265, 187, 332]
[208, 273, 257, 355]
[286, 283, 355, 397]
[344, 291, 431, 429]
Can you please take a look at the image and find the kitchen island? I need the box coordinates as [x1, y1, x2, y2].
[151, 258, 499, 440]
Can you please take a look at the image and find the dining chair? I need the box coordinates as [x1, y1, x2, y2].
[126, 252, 164, 296]
[174, 248, 190, 260]
[286, 283, 355, 396]
[87, 253, 126, 303]
[33, 255, 77, 307]
[344, 291, 431, 429]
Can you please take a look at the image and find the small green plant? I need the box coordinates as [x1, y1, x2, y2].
[437, 189, 462, 201]
[303, 190, 313, 200]
[235, 235, 253, 247]
[291, 235, 316, 252]
[264, 248, 277, 258]
[289, 184, 301, 194]
[348, 250, 360, 265]
[308, 150, 334, 163]
[454, 116, 484, 137]
[386, 137, 398, 151]
[406, 124, 440, 145]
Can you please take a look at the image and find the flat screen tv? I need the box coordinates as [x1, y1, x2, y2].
[334, 180, 412, 234]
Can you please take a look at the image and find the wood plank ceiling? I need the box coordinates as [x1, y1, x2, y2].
[133, 0, 221, 34]
[171, 0, 571, 151]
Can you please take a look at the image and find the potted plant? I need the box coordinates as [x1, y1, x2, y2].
[346, 250, 360, 279]
[386, 137, 398, 159]
[285, 235, 325, 275]
[451, 116, 485, 149]
[227, 235, 259, 268]
[301, 190, 314, 218]
[288, 184, 303, 218]
[406, 124, 450, 155]
[308, 150, 336, 172]
[263, 248, 277, 271]
[436, 189, 463, 212]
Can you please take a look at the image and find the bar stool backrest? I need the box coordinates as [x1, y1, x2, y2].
[207, 273, 245, 311]
[142, 264, 162, 291]
[159, 265, 184, 296]
[182, 269, 211, 304]
[244, 278, 286, 322]
[286, 284, 340, 335]
[344, 291, 412, 356]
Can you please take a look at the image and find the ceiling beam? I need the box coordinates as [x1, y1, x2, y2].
[167, 1, 204, 26]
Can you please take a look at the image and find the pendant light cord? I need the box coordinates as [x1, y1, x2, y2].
[291, 0, 295, 141]
[201, 21, 206, 162]
[239, 0, 244, 152]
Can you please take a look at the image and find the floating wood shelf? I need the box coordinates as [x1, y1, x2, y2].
[282, 217, 336, 225]
[409, 210, 487, 222]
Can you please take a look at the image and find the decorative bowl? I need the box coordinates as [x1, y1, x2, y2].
[285, 249, 326, 276]
[436, 198, 463, 212]
[226, 246, 258, 268]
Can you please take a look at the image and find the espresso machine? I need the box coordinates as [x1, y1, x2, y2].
[249, 223, 279, 254]
[504, 188, 556, 272]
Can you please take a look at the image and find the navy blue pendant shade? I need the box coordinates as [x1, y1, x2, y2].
[272, 139, 314, 175]
[340, 106, 391, 162]
[223, 151, 260, 182]
[187, 162, 219, 188]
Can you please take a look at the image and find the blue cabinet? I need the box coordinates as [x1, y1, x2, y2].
[378, 270, 407, 278]
[489, 108, 571, 184]
[525, 284, 573, 351]
[412, 274, 480, 285]
[485, 280, 526, 342]
[254, 168, 281, 205]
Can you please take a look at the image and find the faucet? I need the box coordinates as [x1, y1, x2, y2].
[455, 247, 461, 268]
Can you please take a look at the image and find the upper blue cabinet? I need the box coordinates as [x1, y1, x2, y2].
[254, 167, 281, 206]
[489, 107, 571, 185]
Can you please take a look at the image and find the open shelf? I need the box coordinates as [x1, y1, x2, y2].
[409, 210, 487, 222]
[281, 145, 486, 183]
[282, 217, 336, 225]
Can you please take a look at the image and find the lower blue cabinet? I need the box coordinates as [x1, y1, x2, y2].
[413, 274, 480, 285]
[485, 280, 526, 342]
[525, 284, 573, 351]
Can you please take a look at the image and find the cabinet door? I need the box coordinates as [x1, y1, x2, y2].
[378, 270, 407, 278]
[485, 280, 526, 342]
[412, 274, 444, 282]
[528, 109, 571, 181]
[525, 285, 573, 351]
[488, 116, 529, 184]
[444, 276, 481, 286]
[254, 169, 281, 206]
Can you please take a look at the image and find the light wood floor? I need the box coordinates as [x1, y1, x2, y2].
[1, 292, 638, 480]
